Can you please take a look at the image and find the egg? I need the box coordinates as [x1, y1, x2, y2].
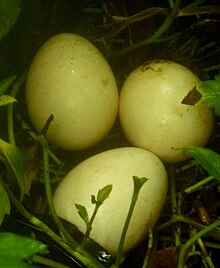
[53, 147, 168, 255]
[119, 60, 214, 163]
[26, 33, 118, 150]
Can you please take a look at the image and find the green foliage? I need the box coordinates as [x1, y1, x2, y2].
[76, 184, 112, 226]
[0, 0, 22, 40]
[0, 76, 17, 107]
[0, 138, 26, 199]
[0, 181, 10, 225]
[183, 147, 220, 182]
[196, 74, 220, 115]
[0, 76, 17, 96]
[0, 94, 16, 107]
[75, 203, 89, 225]
[75, 185, 112, 249]
[0, 256, 33, 268]
[93, 184, 112, 205]
[0, 232, 48, 267]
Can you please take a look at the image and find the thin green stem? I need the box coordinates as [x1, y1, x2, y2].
[113, 176, 148, 268]
[169, 165, 181, 246]
[177, 218, 220, 268]
[197, 236, 215, 268]
[203, 64, 220, 73]
[80, 203, 101, 249]
[31, 255, 70, 268]
[156, 214, 205, 232]
[2, 180, 105, 268]
[22, 119, 61, 165]
[7, 71, 27, 145]
[184, 176, 214, 194]
[38, 135, 78, 249]
[158, 235, 220, 250]
[142, 228, 153, 268]
[112, 0, 182, 56]
[204, 255, 215, 268]
[184, 0, 206, 9]
[168, 0, 174, 8]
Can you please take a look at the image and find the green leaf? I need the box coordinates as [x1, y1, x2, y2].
[0, 95, 16, 107]
[0, 0, 22, 40]
[97, 184, 112, 204]
[196, 75, 220, 115]
[75, 203, 89, 225]
[0, 138, 26, 198]
[0, 181, 10, 225]
[0, 232, 48, 260]
[0, 255, 33, 268]
[0, 76, 16, 96]
[183, 147, 220, 182]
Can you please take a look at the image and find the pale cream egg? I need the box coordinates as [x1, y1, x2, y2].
[26, 33, 118, 150]
[53, 147, 168, 255]
[119, 60, 214, 163]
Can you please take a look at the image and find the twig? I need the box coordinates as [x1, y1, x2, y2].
[112, 0, 182, 56]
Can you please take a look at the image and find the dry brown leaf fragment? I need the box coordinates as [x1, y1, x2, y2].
[147, 246, 178, 268]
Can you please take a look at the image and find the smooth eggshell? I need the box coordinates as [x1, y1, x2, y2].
[119, 60, 214, 163]
[53, 147, 168, 255]
[26, 33, 118, 150]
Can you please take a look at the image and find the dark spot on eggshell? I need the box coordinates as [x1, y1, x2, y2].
[141, 59, 171, 72]
[102, 79, 109, 87]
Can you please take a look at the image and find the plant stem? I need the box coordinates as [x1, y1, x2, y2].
[142, 228, 153, 268]
[157, 235, 220, 250]
[113, 176, 148, 268]
[203, 64, 220, 73]
[80, 203, 101, 249]
[2, 181, 106, 268]
[21, 119, 61, 165]
[184, 176, 214, 194]
[156, 214, 205, 232]
[37, 135, 79, 249]
[39, 136, 108, 267]
[169, 165, 181, 246]
[7, 71, 27, 146]
[112, 0, 182, 56]
[196, 235, 215, 268]
[177, 218, 220, 268]
[168, 0, 174, 8]
[31, 255, 70, 268]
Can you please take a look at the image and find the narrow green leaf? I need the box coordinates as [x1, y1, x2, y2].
[75, 203, 89, 225]
[0, 138, 26, 198]
[0, 181, 10, 225]
[0, 95, 17, 107]
[97, 184, 112, 204]
[0, 0, 22, 40]
[183, 147, 220, 182]
[0, 232, 48, 259]
[196, 75, 220, 115]
[0, 76, 16, 96]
